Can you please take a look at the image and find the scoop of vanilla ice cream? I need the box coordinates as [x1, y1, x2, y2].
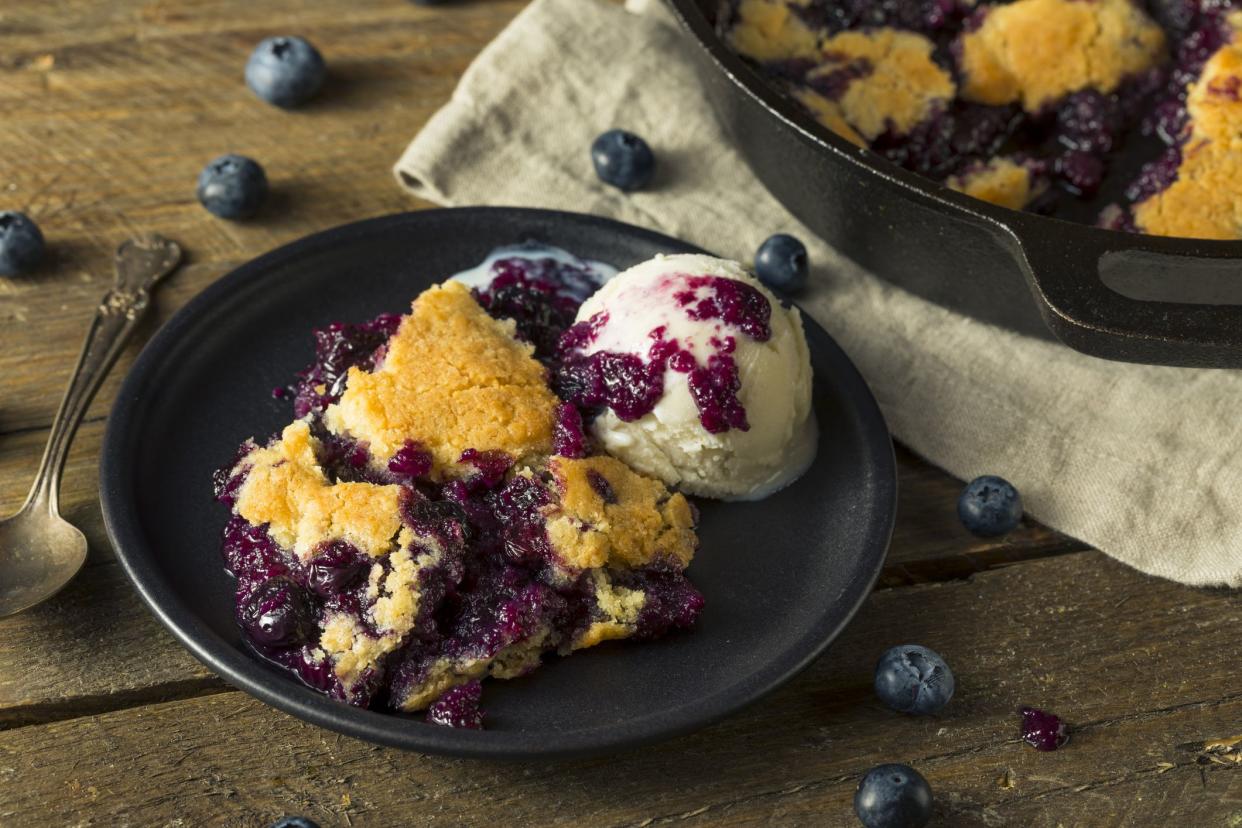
[574, 254, 815, 500]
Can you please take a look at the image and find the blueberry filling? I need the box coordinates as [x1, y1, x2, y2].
[238, 576, 316, 647]
[552, 402, 589, 458]
[306, 540, 368, 597]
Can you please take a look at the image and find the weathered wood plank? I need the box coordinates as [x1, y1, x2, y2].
[0, 1, 526, 433]
[0, 552, 1234, 826]
[0, 561, 221, 729]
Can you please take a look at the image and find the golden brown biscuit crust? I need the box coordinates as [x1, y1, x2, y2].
[234, 420, 402, 560]
[1135, 26, 1242, 239]
[324, 281, 557, 478]
[814, 29, 956, 140]
[727, 0, 820, 62]
[948, 158, 1042, 210]
[959, 0, 1166, 112]
[545, 455, 698, 572]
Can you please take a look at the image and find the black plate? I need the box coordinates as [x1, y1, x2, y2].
[100, 208, 896, 759]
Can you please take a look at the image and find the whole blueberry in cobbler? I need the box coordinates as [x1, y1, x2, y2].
[0, 211, 45, 276]
[239, 576, 315, 647]
[246, 36, 326, 108]
[215, 249, 703, 727]
[957, 475, 1022, 537]
[591, 129, 656, 192]
[754, 233, 809, 293]
[874, 645, 954, 714]
[854, 764, 934, 828]
[196, 154, 268, 219]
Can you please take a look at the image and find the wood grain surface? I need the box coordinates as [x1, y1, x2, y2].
[0, 1, 1235, 825]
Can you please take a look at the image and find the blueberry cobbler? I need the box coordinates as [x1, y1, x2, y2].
[213, 252, 710, 726]
[725, 0, 1242, 238]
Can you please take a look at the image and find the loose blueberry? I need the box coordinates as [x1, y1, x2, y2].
[754, 233, 808, 292]
[854, 764, 933, 828]
[239, 576, 315, 647]
[0, 212, 45, 276]
[306, 540, 367, 597]
[269, 818, 320, 828]
[591, 129, 656, 192]
[196, 154, 268, 219]
[957, 475, 1022, 537]
[1020, 705, 1069, 751]
[874, 645, 955, 714]
[245, 36, 326, 108]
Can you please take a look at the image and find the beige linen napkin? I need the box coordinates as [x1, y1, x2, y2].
[394, 0, 1242, 587]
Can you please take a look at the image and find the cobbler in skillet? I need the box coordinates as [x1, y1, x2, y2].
[725, 0, 1242, 239]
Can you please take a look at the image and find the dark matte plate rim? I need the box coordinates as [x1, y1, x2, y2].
[100, 207, 896, 759]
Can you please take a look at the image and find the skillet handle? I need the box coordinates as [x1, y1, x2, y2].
[1007, 216, 1242, 368]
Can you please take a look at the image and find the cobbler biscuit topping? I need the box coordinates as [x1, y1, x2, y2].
[948, 157, 1044, 210]
[547, 455, 698, 571]
[808, 28, 956, 140]
[959, 0, 1165, 112]
[324, 281, 557, 477]
[235, 420, 402, 559]
[1132, 14, 1242, 237]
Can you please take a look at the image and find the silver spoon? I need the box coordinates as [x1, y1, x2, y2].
[0, 234, 181, 617]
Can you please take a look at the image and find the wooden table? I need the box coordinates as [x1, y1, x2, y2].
[1, 1, 1238, 825]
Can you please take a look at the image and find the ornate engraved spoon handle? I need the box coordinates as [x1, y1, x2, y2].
[26, 235, 182, 512]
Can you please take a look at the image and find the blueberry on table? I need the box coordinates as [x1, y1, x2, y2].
[196, 154, 268, 219]
[854, 764, 933, 828]
[269, 818, 321, 828]
[0, 211, 45, 276]
[957, 474, 1022, 537]
[246, 36, 326, 108]
[874, 644, 955, 714]
[1020, 705, 1069, 751]
[591, 129, 656, 192]
[754, 233, 808, 292]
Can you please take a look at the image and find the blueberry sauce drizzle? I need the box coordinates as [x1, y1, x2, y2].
[216, 251, 704, 723]
[557, 274, 770, 433]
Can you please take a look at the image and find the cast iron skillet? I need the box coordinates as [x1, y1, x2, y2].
[100, 208, 896, 759]
[666, 0, 1242, 368]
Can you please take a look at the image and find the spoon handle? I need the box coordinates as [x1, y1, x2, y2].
[24, 235, 182, 514]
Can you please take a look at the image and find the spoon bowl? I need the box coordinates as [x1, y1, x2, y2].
[0, 505, 88, 616]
